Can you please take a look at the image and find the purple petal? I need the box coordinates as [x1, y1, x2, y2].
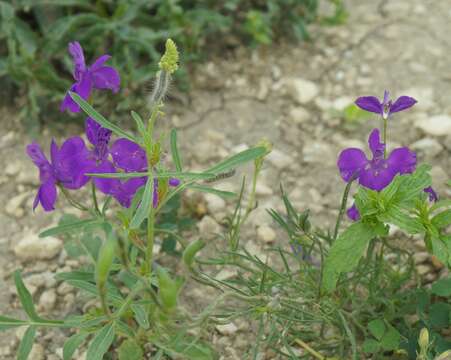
[337, 148, 368, 182]
[68, 41, 86, 81]
[35, 180, 57, 212]
[382, 90, 390, 106]
[60, 76, 92, 113]
[359, 164, 397, 191]
[368, 128, 385, 158]
[355, 96, 382, 114]
[390, 96, 417, 114]
[169, 178, 181, 187]
[85, 117, 101, 146]
[90, 160, 120, 195]
[347, 203, 360, 221]
[26, 142, 49, 168]
[424, 187, 438, 202]
[89, 55, 111, 71]
[110, 138, 147, 172]
[91, 66, 120, 93]
[387, 147, 417, 175]
[113, 177, 147, 208]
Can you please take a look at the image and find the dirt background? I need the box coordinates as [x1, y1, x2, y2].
[1, 0, 451, 358]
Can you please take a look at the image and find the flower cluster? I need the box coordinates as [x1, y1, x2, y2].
[27, 42, 179, 211]
[337, 91, 436, 220]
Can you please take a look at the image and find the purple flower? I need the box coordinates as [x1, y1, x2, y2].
[347, 203, 360, 221]
[61, 41, 120, 113]
[355, 91, 417, 120]
[424, 186, 438, 202]
[338, 128, 416, 192]
[110, 138, 147, 172]
[26, 137, 90, 211]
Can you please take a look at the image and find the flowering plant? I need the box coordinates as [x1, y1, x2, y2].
[2, 39, 269, 359]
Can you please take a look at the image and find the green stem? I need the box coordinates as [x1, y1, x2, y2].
[146, 204, 155, 276]
[333, 178, 355, 241]
[59, 185, 89, 212]
[91, 182, 101, 216]
[383, 117, 387, 158]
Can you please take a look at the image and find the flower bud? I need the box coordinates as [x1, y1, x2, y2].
[255, 138, 272, 157]
[183, 239, 205, 268]
[436, 350, 451, 360]
[418, 327, 429, 350]
[159, 39, 179, 74]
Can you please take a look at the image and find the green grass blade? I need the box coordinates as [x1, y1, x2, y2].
[189, 184, 236, 199]
[0, 315, 27, 331]
[131, 110, 147, 140]
[206, 147, 266, 174]
[69, 92, 136, 142]
[170, 129, 183, 172]
[87, 171, 214, 180]
[17, 326, 36, 360]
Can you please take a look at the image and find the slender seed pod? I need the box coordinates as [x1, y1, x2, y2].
[183, 239, 205, 268]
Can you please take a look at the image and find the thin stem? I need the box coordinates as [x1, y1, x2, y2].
[383, 117, 388, 158]
[146, 204, 155, 275]
[91, 182, 101, 216]
[294, 338, 325, 360]
[333, 178, 355, 241]
[59, 185, 89, 212]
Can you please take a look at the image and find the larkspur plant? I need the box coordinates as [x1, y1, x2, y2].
[3, 40, 451, 360]
[3, 39, 270, 359]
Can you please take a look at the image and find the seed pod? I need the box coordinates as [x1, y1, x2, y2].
[157, 267, 179, 312]
[183, 239, 205, 268]
[96, 227, 117, 291]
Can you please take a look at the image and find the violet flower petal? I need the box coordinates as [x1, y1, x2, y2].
[387, 147, 417, 175]
[424, 186, 438, 202]
[347, 203, 360, 221]
[89, 55, 111, 71]
[85, 117, 101, 146]
[359, 164, 397, 191]
[68, 41, 86, 81]
[110, 138, 147, 172]
[169, 178, 181, 187]
[60, 75, 92, 113]
[113, 177, 147, 208]
[390, 96, 417, 114]
[36, 180, 57, 212]
[91, 161, 120, 195]
[355, 96, 382, 114]
[368, 128, 385, 158]
[91, 66, 120, 93]
[337, 148, 368, 182]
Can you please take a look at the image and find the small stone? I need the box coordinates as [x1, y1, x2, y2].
[267, 149, 293, 169]
[417, 264, 431, 276]
[257, 225, 276, 244]
[288, 107, 310, 124]
[14, 232, 63, 261]
[203, 193, 226, 214]
[284, 78, 319, 104]
[216, 322, 238, 336]
[332, 96, 353, 111]
[302, 141, 334, 165]
[5, 192, 29, 218]
[215, 268, 238, 281]
[28, 343, 45, 360]
[255, 183, 273, 196]
[5, 162, 21, 176]
[39, 289, 57, 311]
[411, 138, 444, 157]
[57, 282, 74, 296]
[413, 252, 429, 264]
[415, 115, 451, 136]
[431, 256, 444, 270]
[197, 215, 220, 239]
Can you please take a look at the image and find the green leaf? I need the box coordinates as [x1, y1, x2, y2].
[87, 171, 213, 180]
[432, 209, 451, 229]
[432, 278, 451, 297]
[378, 205, 424, 234]
[131, 111, 147, 141]
[343, 104, 368, 123]
[0, 315, 27, 331]
[14, 271, 40, 321]
[39, 218, 101, 237]
[69, 92, 136, 142]
[368, 319, 385, 340]
[206, 147, 266, 174]
[17, 326, 36, 360]
[429, 303, 451, 329]
[63, 332, 89, 360]
[131, 304, 149, 330]
[117, 339, 144, 360]
[431, 236, 450, 267]
[362, 339, 380, 353]
[188, 184, 236, 199]
[322, 222, 377, 292]
[130, 176, 153, 229]
[430, 199, 451, 213]
[380, 326, 401, 351]
[86, 323, 115, 360]
[170, 129, 183, 172]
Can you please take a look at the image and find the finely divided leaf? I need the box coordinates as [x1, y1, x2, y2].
[322, 222, 377, 292]
[86, 323, 115, 360]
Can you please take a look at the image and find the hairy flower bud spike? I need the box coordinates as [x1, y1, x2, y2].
[159, 39, 179, 74]
[150, 70, 170, 105]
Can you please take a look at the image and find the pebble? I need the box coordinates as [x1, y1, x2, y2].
[257, 225, 276, 244]
[417, 264, 431, 276]
[5, 192, 29, 218]
[415, 115, 451, 136]
[39, 289, 57, 311]
[215, 268, 238, 281]
[284, 78, 319, 104]
[267, 149, 293, 169]
[197, 215, 220, 239]
[203, 193, 226, 214]
[255, 183, 273, 196]
[28, 343, 45, 360]
[411, 138, 444, 157]
[216, 322, 238, 336]
[288, 107, 310, 124]
[302, 141, 334, 165]
[13, 232, 63, 261]
[413, 252, 429, 264]
[5, 162, 21, 176]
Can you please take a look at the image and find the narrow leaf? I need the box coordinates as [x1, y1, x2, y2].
[69, 92, 136, 142]
[189, 184, 236, 199]
[0, 315, 27, 331]
[63, 332, 89, 360]
[86, 323, 115, 360]
[17, 326, 36, 360]
[39, 218, 101, 237]
[130, 176, 153, 229]
[170, 129, 183, 172]
[206, 147, 266, 174]
[131, 111, 147, 140]
[87, 171, 213, 180]
[14, 271, 40, 321]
